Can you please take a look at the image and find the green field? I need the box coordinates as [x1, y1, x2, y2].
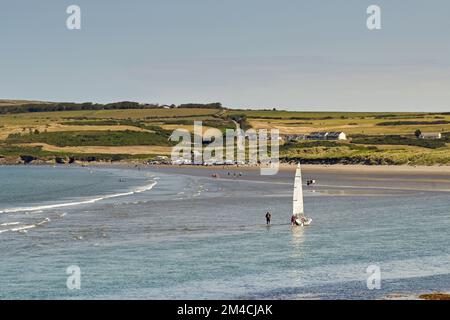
[6, 130, 175, 147]
[0, 100, 449, 165]
[280, 140, 450, 165]
[225, 110, 431, 120]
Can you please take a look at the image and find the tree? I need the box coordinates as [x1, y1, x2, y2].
[415, 129, 422, 138]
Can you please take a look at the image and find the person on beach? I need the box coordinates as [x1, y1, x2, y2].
[265, 212, 272, 225]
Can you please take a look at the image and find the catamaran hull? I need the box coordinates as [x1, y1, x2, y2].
[295, 218, 312, 227]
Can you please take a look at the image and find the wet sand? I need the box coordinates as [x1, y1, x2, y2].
[148, 164, 450, 195]
[384, 292, 450, 300]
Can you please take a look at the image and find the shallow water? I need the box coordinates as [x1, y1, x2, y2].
[0, 165, 449, 299]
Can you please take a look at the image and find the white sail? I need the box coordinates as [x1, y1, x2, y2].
[293, 163, 304, 216]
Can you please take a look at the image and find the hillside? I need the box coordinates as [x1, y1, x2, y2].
[228, 109, 450, 165]
[0, 101, 449, 165]
[0, 99, 54, 107]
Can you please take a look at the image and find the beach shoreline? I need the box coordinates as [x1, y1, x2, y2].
[384, 292, 450, 300]
[3, 160, 450, 175]
[150, 163, 450, 174]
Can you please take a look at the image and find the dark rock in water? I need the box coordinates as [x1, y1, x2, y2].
[68, 157, 76, 164]
[55, 156, 66, 164]
[20, 155, 37, 164]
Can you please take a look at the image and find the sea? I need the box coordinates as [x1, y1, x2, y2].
[0, 165, 449, 299]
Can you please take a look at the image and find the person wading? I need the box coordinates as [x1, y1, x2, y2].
[265, 212, 272, 225]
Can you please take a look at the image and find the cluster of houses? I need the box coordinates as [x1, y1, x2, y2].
[283, 131, 443, 142]
[151, 130, 444, 166]
[150, 155, 244, 166]
[283, 131, 347, 143]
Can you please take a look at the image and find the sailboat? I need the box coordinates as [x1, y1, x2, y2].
[292, 163, 312, 227]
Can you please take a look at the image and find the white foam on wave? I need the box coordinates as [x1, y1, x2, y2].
[0, 221, 21, 226]
[0, 181, 158, 214]
[36, 217, 51, 226]
[11, 225, 36, 232]
[0, 217, 52, 234]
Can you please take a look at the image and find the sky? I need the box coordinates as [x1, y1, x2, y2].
[0, 0, 449, 112]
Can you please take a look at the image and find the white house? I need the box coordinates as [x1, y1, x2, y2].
[327, 132, 347, 140]
[419, 132, 442, 140]
[307, 132, 347, 141]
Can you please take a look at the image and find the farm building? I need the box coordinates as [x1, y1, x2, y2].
[419, 132, 442, 139]
[307, 132, 347, 141]
[283, 134, 306, 142]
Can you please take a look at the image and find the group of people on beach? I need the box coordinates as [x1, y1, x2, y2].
[228, 172, 243, 177]
[211, 172, 243, 178]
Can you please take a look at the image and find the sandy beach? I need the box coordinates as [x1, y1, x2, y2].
[145, 163, 450, 195]
[145, 163, 450, 174]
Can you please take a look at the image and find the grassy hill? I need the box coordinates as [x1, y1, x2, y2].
[0, 101, 449, 165]
[0, 99, 54, 107]
[225, 109, 450, 165]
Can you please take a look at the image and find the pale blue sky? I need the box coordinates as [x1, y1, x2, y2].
[1, 0, 449, 111]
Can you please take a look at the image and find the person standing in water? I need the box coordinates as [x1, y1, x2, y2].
[265, 212, 272, 225]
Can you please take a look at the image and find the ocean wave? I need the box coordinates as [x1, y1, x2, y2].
[0, 222, 21, 226]
[11, 224, 36, 233]
[1, 217, 53, 234]
[0, 181, 157, 214]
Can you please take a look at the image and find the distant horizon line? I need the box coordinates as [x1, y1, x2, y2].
[1, 98, 448, 113]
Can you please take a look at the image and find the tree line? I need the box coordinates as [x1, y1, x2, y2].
[0, 101, 223, 114]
